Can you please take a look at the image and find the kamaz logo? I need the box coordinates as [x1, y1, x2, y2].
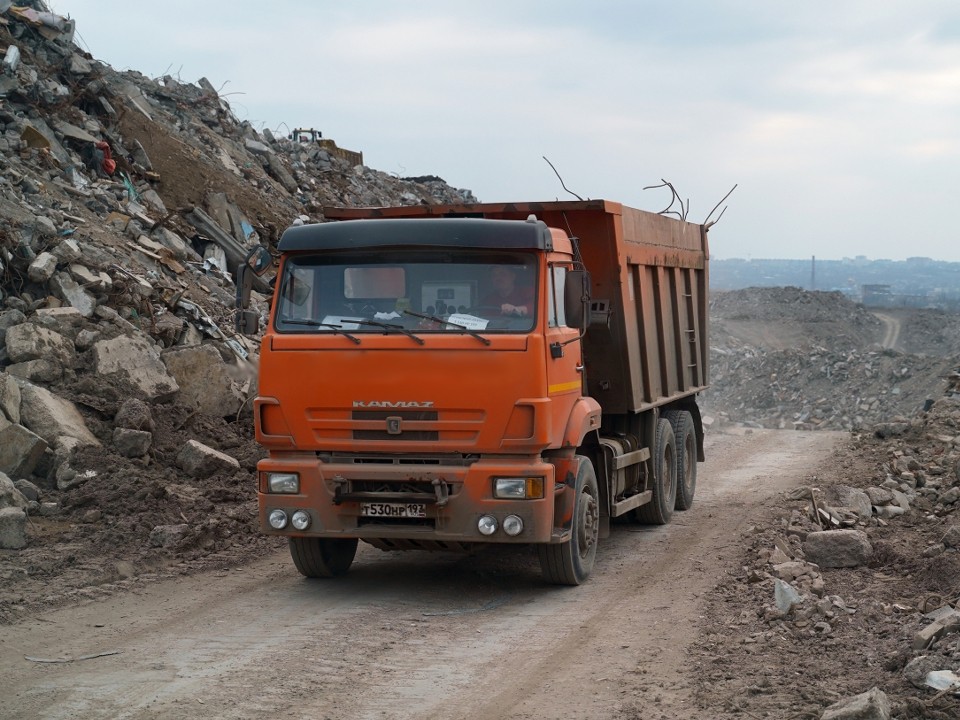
[352, 401, 435, 408]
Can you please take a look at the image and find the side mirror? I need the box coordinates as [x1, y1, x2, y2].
[235, 245, 272, 334]
[564, 269, 590, 330]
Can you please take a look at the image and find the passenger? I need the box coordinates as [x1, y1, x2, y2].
[481, 265, 535, 317]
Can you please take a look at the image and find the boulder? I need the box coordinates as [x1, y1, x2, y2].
[176, 440, 240, 478]
[91, 334, 179, 402]
[162, 344, 244, 416]
[803, 530, 872, 568]
[114, 398, 154, 431]
[17, 381, 100, 447]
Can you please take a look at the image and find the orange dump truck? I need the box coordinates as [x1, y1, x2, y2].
[242, 200, 709, 585]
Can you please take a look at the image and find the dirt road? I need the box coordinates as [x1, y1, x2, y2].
[0, 429, 844, 720]
[872, 311, 902, 350]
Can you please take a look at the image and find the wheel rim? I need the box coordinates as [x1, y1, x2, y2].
[577, 488, 599, 559]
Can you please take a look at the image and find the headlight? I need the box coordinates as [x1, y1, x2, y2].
[503, 515, 524, 536]
[477, 515, 498, 535]
[494, 477, 544, 499]
[291, 510, 311, 530]
[267, 473, 299, 494]
[268, 509, 289, 529]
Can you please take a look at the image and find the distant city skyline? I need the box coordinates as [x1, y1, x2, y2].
[56, 1, 960, 261]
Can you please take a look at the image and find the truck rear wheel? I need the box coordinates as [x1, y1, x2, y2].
[664, 410, 697, 510]
[538, 455, 598, 586]
[289, 537, 358, 578]
[634, 418, 677, 525]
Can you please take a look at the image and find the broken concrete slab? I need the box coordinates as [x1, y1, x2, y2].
[0, 423, 48, 478]
[49, 271, 96, 317]
[162, 344, 244, 417]
[823, 485, 873, 519]
[17, 381, 101, 447]
[803, 529, 873, 568]
[112, 427, 152, 458]
[0, 372, 21, 423]
[176, 439, 240, 478]
[28, 251, 57, 282]
[4, 322, 75, 366]
[6, 358, 64, 384]
[0, 506, 27, 549]
[91, 334, 179, 402]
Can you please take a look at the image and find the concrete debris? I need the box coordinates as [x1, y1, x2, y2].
[819, 687, 891, 720]
[176, 439, 241, 478]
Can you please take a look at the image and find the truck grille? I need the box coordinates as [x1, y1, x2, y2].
[351, 409, 438, 441]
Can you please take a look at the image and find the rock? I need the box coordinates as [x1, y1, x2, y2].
[13, 479, 41, 502]
[4, 323, 75, 366]
[912, 608, 960, 650]
[0, 506, 27, 549]
[91, 334, 179, 402]
[820, 687, 890, 720]
[803, 530, 872, 568]
[7, 358, 64, 384]
[940, 487, 960, 505]
[904, 655, 948, 689]
[148, 523, 189, 548]
[0, 423, 48, 478]
[823, 485, 873, 518]
[942, 525, 960, 548]
[774, 579, 802, 614]
[17, 381, 100, 447]
[27, 252, 58, 282]
[162, 344, 244, 416]
[50, 239, 81, 264]
[112, 427, 152, 457]
[771, 561, 817, 583]
[0, 472, 29, 509]
[865, 486, 894, 506]
[114, 398, 154, 431]
[0, 372, 21, 423]
[176, 439, 240, 478]
[49, 272, 96, 317]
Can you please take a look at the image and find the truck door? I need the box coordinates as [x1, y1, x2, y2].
[545, 264, 583, 434]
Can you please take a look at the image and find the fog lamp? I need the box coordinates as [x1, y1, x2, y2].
[268, 509, 289, 529]
[291, 510, 311, 531]
[503, 515, 524, 536]
[477, 515, 498, 536]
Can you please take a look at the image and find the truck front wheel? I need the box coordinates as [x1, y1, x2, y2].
[538, 455, 599, 586]
[634, 418, 677, 525]
[289, 537, 358, 578]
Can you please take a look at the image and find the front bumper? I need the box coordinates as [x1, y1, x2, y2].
[257, 455, 561, 544]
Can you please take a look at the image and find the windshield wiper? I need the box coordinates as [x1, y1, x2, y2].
[403, 310, 491, 346]
[351, 319, 425, 345]
[279, 319, 361, 344]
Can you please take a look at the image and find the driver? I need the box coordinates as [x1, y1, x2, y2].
[481, 265, 535, 317]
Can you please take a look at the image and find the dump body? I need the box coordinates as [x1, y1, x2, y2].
[253, 199, 710, 584]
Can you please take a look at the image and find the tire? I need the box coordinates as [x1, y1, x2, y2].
[664, 410, 697, 510]
[538, 456, 599, 585]
[634, 418, 677, 525]
[289, 537, 358, 578]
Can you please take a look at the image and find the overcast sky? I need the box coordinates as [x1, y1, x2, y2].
[51, 1, 960, 261]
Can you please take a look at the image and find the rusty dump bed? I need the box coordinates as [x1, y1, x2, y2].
[324, 200, 709, 415]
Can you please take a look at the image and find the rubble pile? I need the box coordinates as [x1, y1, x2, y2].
[706, 288, 956, 431]
[0, 2, 476, 619]
[694, 398, 960, 717]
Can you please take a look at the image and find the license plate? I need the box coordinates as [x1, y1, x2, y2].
[360, 502, 427, 518]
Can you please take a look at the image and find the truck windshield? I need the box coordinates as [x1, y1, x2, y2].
[274, 250, 538, 335]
